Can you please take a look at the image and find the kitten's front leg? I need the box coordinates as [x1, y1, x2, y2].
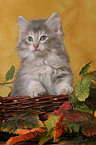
[55, 74, 73, 95]
[27, 80, 46, 98]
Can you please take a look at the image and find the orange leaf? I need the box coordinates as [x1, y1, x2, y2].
[7, 135, 25, 145]
[54, 113, 67, 141]
[17, 129, 37, 140]
[30, 127, 46, 133]
[17, 128, 46, 140]
[94, 110, 96, 118]
[17, 128, 45, 135]
[17, 129, 30, 135]
[7, 128, 46, 145]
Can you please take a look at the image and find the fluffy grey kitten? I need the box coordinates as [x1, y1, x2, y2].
[11, 12, 73, 97]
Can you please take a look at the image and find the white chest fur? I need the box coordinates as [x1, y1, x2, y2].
[25, 63, 55, 95]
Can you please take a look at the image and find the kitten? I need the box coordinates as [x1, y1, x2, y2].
[11, 12, 73, 97]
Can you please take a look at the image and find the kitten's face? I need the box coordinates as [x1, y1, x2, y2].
[17, 12, 63, 59]
[23, 21, 50, 54]
[26, 31, 48, 52]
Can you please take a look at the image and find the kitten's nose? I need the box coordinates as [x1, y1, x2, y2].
[33, 43, 39, 50]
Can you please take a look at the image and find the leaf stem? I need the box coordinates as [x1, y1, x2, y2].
[0, 82, 13, 85]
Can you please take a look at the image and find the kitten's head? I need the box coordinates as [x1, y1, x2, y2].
[17, 12, 64, 59]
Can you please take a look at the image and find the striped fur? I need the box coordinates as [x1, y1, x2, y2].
[11, 12, 73, 97]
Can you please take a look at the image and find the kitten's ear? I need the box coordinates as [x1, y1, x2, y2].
[46, 12, 63, 35]
[18, 16, 30, 32]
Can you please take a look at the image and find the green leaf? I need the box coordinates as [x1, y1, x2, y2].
[70, 96, 94, 114]
[65, 123, 80, 134]
[5, 65, 15, 81]
[1, 109, 43, 134]
[39, 129, 54, 145]
[44, 114, 59, 131]
[79, 61, 92, 76]
[84, 71, 96, 82]
[75, 78, 91, 101]
[70, 95, 81, 106]
[74, 103, 94, 114]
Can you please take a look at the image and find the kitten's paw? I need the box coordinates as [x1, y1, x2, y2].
[28, 86, 46, 98]
[27, 81, 46, 98]
[56, 84, 74, 95]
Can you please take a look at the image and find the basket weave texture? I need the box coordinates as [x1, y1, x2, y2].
[0, 95, 69, 122]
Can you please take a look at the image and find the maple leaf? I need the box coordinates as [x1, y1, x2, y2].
[7, 135, 25, 145]
[74, 78, 91, 101]
[39, 129, 54, 145]
[61, 110, 96, 137]
[70, 96, 94, 114]
[7, 128, 46, 145]
[74, 61, 96, 102]
[39, 114, 61, 144]
[17, 128, 46, 139]
[65, 123, 80, 134]
[52, 101, 72, 116]
[54, 113, 67, 141]
[84, 71, 96, 82]
[79, 61, 92, 76]
[44, 114, 59, 131]
[1, 109, 44, 134]
[40, 101, 72, 121]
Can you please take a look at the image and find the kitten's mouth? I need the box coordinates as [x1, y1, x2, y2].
[34, 49, 41, 53]
[34, 49, 40, 52]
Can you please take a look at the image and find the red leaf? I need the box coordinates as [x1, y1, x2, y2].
[40, 101, 72, 121]
[61, 110, 96, 137]
[52, 101, 72, 116]
[54, 113, 67, 141]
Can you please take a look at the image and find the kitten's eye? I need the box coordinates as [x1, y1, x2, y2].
[40, 35, 47, 41]
[27, 36, 33, 42]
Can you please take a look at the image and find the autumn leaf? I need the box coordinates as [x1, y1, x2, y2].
[17, 128, 45, 139]
[65, 123, 80, 134]
[7, 128, 46, 145]
[84, 71, 96, 82]
[61, 110, 96, 137]
[79, 61, 92, 76]
[5, 65, 15, 81]
[52, 101, 72, 116]
[1, 109, 44, 134]
[70, 96, 94, 114]
[7, 135, 25, 145]
[44, 114, 59, 131]
[54, 113, 67, 141]
[74, 78, 91, 101]
[39, 129, 54, 145]
[40, 101, 72, 121]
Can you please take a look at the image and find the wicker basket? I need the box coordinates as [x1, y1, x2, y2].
[0, 95, 69, 122]
[0, 89, 96, 142]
